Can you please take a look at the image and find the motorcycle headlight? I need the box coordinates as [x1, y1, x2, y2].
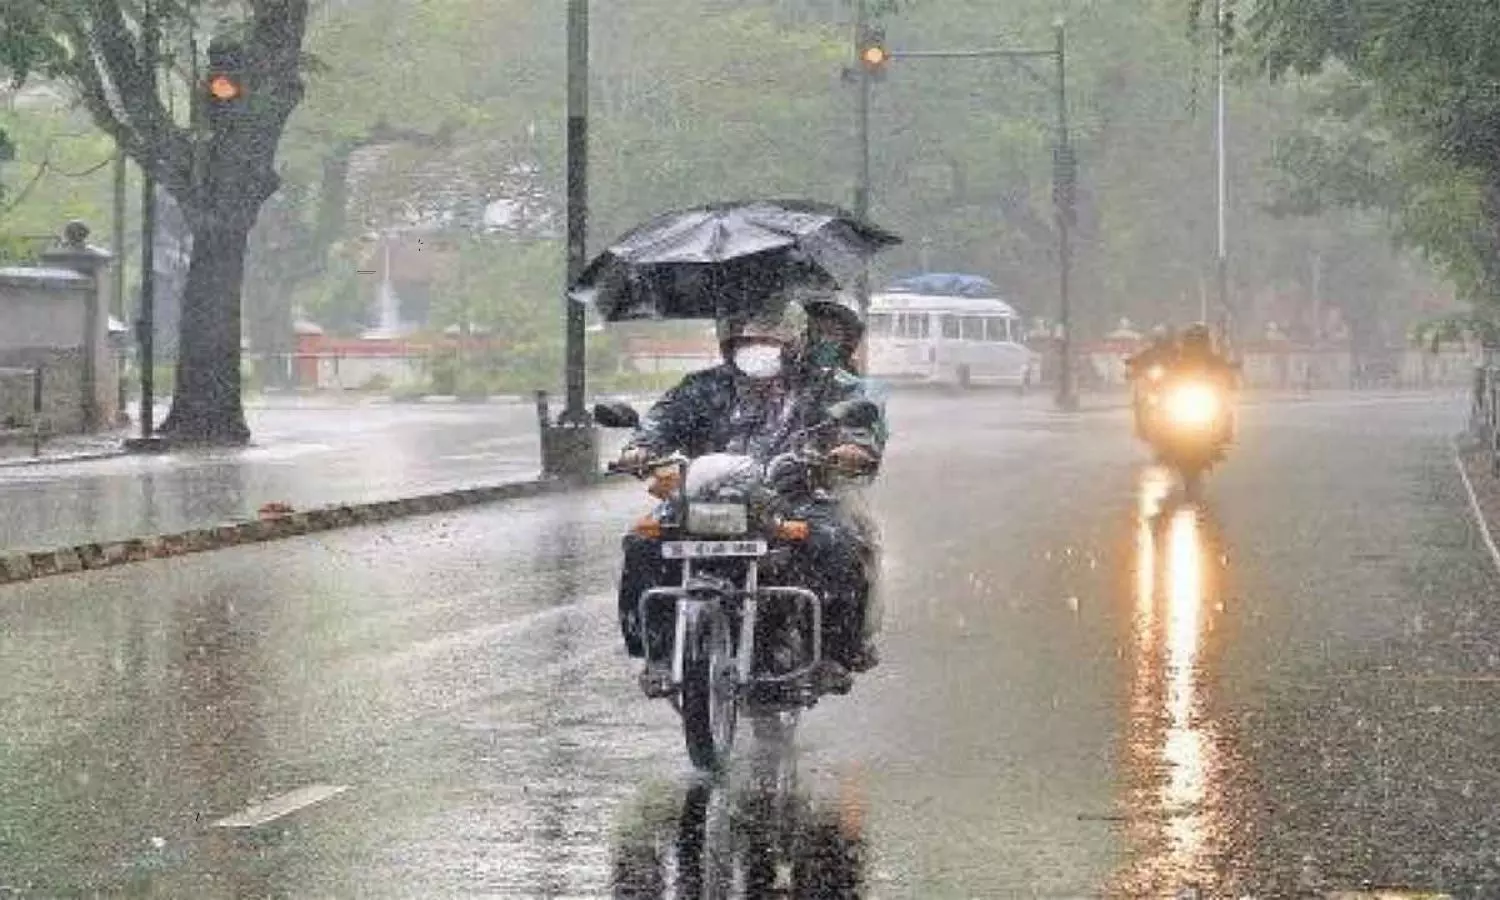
[685, 502, 749, 536]
[1164, 383, 1220, 427]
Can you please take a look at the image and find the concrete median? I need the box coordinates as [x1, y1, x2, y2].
[0, 475, 596, 588]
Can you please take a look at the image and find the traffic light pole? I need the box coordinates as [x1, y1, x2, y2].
[871, 22, 1078, 410]
[853, 0, 872, 308]
[851, 0, 874, 374]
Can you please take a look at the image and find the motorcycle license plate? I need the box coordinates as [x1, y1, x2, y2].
[661, 540, 768, 559]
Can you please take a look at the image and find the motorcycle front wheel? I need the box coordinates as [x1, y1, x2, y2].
[681, 608, 739, 773]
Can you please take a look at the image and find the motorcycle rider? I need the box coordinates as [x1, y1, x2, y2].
[798, 292, 887, 667]
[1126, 325, 1178, 440]
[1172, 323, 1236, 382]
[800, 290, 889, 415]
[614, 297, 887, 693]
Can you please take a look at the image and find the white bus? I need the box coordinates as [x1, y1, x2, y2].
[865, 290, 1039, 390]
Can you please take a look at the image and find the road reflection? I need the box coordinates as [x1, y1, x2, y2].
[610, 769, 868, 899]
[1110, 465, 1231, 896]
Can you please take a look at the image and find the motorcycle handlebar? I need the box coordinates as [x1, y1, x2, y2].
[605, 453, 685, 479]
[790, 448, 878, 479]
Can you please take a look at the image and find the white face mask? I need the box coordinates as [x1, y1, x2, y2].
[733, 344, 783, 379]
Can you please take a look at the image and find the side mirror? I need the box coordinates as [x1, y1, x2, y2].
[826, 398, 881, 429]
[593, 401, 641, 429]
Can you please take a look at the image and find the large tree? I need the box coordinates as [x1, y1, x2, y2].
[0, 0, 312, 444]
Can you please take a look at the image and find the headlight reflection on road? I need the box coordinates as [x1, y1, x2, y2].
[1116, 469, 1224, 895]
[1163, 507, 1208, 867]
[1135, 467, 1172, 631]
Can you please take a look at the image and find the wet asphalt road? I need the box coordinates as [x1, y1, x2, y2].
[0, 389, 1493, 898]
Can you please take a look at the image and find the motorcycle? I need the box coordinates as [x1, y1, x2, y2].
[1130, 361, 1169, 438]
[1139, 369, 1233, 496]
[594, 398, 881, 773]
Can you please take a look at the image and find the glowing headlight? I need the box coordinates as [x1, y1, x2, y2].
[685, 503, 749, 536]
[1147, 364, 1165, 381]
[1164, 383, 1220, 427]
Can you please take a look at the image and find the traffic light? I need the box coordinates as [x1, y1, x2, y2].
[207, 72, 242, 102]
[204, 36, 247, 116]
[857, 25, 889, 77]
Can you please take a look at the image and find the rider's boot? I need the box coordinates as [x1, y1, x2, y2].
[638, 664, 674, 699]
[848, 641, 880, 673]
[636, 613, 676, 698]
[812, 659, 853, 695]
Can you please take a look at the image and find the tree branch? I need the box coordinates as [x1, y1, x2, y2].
[83, 0, 192, 187]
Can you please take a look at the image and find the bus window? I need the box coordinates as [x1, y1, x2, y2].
[868, 313, 893, 336]
[941, 315, 960, 339]
[961, 316, 986, 341]
[985, 318, 1011, 342]
[917, 314, 931, 338]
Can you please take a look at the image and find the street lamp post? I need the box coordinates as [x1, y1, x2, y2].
[857, 22, 1077, 410]
[1052, 20, 1077, 411]
[540, 0, 599, 481]
[112, 149, 130, 427]
[1214, 0, 1230, 344]
[135, 0, 159, 445]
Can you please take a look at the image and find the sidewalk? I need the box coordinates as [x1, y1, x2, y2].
[0, 431, 130, 467]
[0, 403, 633, 555]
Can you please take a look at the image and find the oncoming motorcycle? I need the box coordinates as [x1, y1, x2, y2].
[1138, 369, 1234, 496]
[594, 399, 880, 773]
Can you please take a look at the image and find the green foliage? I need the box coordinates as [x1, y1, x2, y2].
[0, 103, 118, 237]
[1197, 0, 1500, 308]
[112, 0, 1464, 359]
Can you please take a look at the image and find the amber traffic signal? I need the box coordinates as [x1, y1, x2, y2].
[207, 73, 242, 102]
[205, 36, 247, 114]
[858, 25, 888, 76]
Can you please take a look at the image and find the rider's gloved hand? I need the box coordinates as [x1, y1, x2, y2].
[829, 443, 876, 472]
[617, 446, 653, 472]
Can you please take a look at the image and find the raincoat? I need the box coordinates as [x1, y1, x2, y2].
[617, 359, 888, 667]
[620, 361, 886, 464]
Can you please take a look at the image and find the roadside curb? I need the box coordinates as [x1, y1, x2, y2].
[0, 448, 129, 469]
[248, 393, 656, 409]
[0, 475, 603, 588]
[1453, 441, 1500, 578]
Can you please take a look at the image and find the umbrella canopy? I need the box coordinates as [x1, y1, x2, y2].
[569, 199, 901, 322]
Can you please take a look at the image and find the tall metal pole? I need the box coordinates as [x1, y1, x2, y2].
[1053, 20, 1077, 411]
[1214, 0, 1229, 341]
[853, 0, 873, 374]
[113, 149, 129, 425]
[853, 0, 871, 228]
[562, 0, 589, 424]
[137, 0, 158, 440]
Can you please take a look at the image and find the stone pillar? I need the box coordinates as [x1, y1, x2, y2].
[41, 221, 115, 431]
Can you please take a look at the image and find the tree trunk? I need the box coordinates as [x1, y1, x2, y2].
[157, 213, 254, 445]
